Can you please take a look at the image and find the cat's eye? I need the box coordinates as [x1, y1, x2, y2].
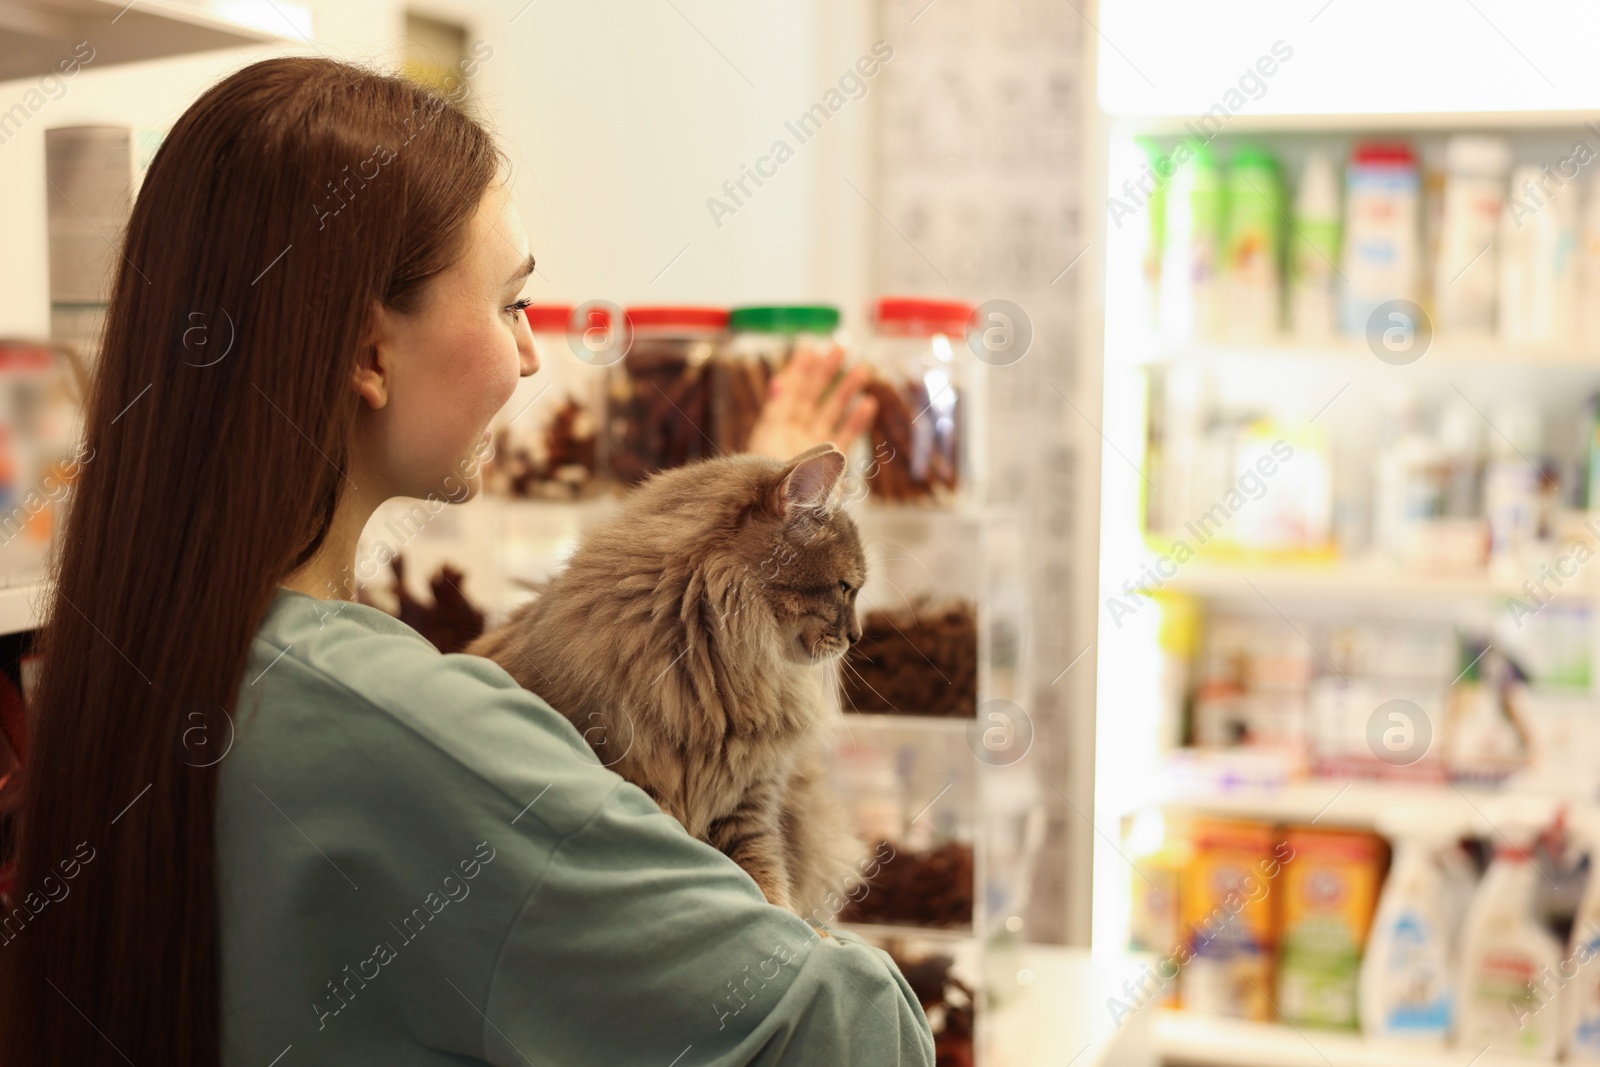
[839, 580, 852, 595]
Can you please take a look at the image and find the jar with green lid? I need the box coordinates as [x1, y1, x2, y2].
[714, 305, 841, 454]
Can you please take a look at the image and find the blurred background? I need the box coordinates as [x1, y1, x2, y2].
[17, 1, 1600, 1065]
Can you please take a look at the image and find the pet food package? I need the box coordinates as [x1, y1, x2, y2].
[1179, 818, 1286, 1021]
[1276, 826, 1386, 1029]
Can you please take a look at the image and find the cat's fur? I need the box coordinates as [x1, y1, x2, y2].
[468, 443, 868, 923]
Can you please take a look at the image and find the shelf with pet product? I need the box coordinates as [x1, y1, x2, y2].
[825, 496, 1046, 1067]
[1111, 127, 1600, 356]
[370, 293, 1033, 1067]
[1123, 792, 1600, 1064]
[1094, 94, 1600, 1067]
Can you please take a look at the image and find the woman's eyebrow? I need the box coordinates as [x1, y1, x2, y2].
[505, 253, 536, 285]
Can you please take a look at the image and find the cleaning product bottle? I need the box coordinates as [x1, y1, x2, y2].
[1565, 806, 1600, 1059]
[1290, 150, 1341, 341]
[1457, 796, 1563, 1058]
[1360, 808, 1471, 1043]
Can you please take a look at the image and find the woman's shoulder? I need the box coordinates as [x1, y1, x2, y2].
[230, 586, 619, 839]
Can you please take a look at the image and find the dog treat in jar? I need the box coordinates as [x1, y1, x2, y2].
[863, 298, 974, 506]
[605, 307, 727, 485]
[486, 305, 610, 500]
[715, 305, 841, 455]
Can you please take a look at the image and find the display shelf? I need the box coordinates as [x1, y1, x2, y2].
[0, 584, 44, 638]
[1109, 110, 1600, 135]
[1120, 773, 1504, 832]
[0, 0, 313, 82]
[1151, 557, 1596, 604]
[1155, 1010, 1534, 1067]
[1131, 338, 1600, 370]
[840, 711, 974, 734]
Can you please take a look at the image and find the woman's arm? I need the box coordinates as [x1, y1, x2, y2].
[476, 775, 936, 1066]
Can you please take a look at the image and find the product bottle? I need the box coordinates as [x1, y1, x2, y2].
[1372, 389, 1445, 562]
[1159, 141, 1224, 343]
[1341, 142, 1420, 337]
[1502, 163, 1581, 344]
[1484, 402, 1543, 576]
[1360, 811, 1470, 1044]
[1290, 151, 1342, 341]
[1579, 176, 1600, 347]
[1456, 797, 1563, 1058]
[1433, 136, 1511, 334]
[1224, 146, 1285, 340]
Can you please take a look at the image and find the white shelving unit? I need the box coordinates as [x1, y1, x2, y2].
[1154, 1011, 1537, 1067]
[1091, 92, 1600, 1067]
[0, 0, 312, 82]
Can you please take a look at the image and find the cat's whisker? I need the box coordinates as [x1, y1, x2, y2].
[839, 656, 901, 716]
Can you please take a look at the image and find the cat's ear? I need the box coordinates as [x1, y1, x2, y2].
[774, 444, 846, 517]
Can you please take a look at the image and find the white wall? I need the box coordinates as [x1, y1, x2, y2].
[0, 0, 875, 337]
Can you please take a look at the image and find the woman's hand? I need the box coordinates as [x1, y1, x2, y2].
[745, 342, 878, 460]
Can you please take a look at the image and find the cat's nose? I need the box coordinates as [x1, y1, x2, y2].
[846, 618, 862, 646]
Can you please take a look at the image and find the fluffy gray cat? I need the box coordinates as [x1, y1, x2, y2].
[469, 443, 869, 928]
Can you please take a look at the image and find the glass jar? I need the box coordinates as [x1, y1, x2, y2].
[606, 306, 727, 486]
[485, 305, 609, 500]
[863, 297, 974, 505]
[714, 305, 841, 455]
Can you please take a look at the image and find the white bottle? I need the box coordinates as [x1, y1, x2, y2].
[1372, 389, 1445, 563]
[1565, 809, 1600, 1060]
[1434, 136, 1511, 335]
[1361, 810, 1470, 1044]
[1483, 403, 1543, 577]
[1579, 177, 1600, 347]
[1502, 164, 1580, 344]
[1457, 796, 1563, 1058]
[1341, 143, 1420, 336]
[1290, 151, 1341, 341]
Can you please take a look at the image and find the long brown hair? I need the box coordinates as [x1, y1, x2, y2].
[0, 56, 502, 1065]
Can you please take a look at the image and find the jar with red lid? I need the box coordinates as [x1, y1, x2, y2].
[606, 306, 727, 485]
[862, 297, 975, 505]
[485, 305, 609, 500]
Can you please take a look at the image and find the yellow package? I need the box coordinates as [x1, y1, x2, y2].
[1276, 827, 1386, 1029]
[1178, 818, 1293, 1021]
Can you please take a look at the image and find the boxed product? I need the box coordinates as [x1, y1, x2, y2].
[1179, 818, 1286, 1021]
[1276, 826, 1387, 1029]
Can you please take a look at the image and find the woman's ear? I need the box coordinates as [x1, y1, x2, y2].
[353, 299, 392, 409]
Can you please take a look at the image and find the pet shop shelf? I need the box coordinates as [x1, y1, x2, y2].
[829, 501, 1046, 967]
[0, 0, 314, 82]
[1152, 1010, 1535, 1067]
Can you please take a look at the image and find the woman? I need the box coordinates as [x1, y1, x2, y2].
[1, 56, 931, 1067]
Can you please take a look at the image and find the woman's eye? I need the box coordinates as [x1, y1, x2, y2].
[505, 297, 533, 319]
